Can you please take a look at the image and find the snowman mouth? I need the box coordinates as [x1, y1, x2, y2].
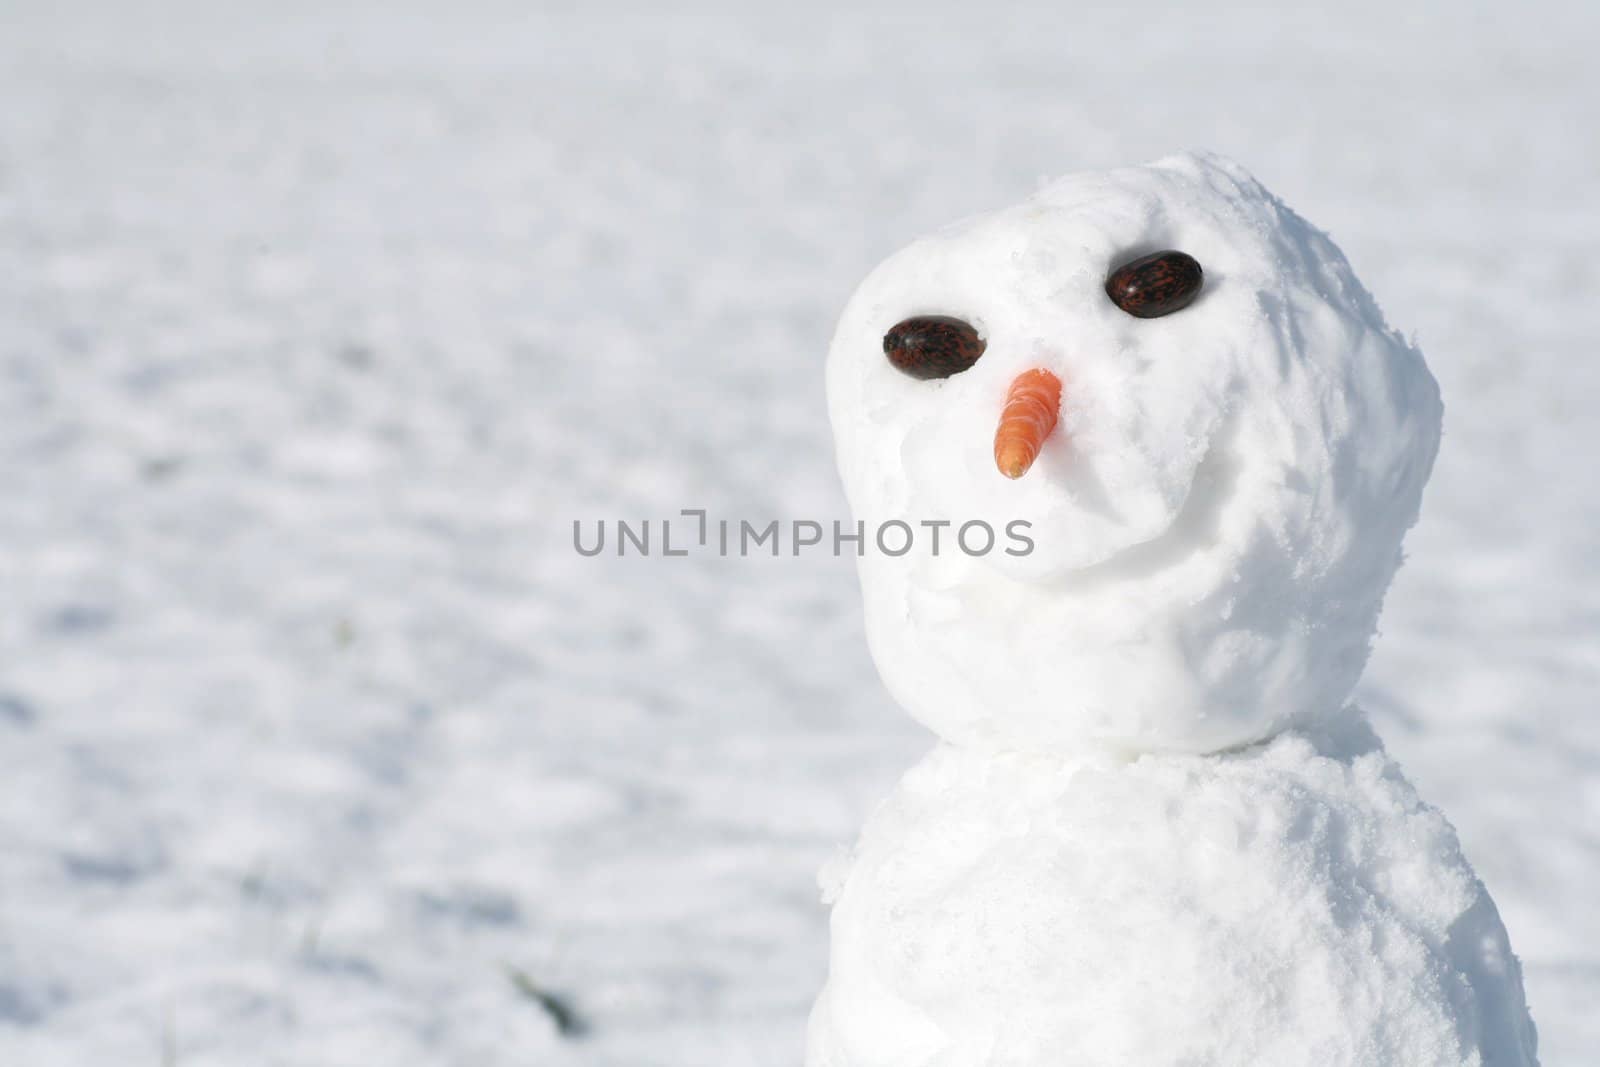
[1054, 425, 1240, 588]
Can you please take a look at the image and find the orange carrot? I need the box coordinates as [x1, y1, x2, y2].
[994, 368, 1062, 479]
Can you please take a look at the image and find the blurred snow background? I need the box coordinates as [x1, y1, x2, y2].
[0, 1, 1595, 1063]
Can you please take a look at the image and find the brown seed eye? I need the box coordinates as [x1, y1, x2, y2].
[1105, 250, 1204, 319]
[883, 315, 986, 380]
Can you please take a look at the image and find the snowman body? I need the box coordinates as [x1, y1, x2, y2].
[806, 733, 1535, 1066]
[809, 154, 1537, 1066]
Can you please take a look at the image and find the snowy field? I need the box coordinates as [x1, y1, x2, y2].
[1, 2, 1597, 1063]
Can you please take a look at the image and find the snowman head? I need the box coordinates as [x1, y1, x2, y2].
[827, 152, 1441, 755]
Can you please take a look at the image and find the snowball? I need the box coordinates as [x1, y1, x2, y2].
[806, 726, 1538, 1067]
[826, 152, 1443, 755]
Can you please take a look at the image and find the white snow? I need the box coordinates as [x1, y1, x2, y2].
[809, 726, 1535, 1066]
[1, 2, 1597, 1065]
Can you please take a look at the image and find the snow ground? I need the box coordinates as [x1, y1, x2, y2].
[0, 2, 1595, 1063]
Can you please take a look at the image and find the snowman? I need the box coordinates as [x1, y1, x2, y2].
[807, 153, 1537, 1066]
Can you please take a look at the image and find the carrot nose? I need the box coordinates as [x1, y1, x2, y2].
[994, 368, 1063, 479]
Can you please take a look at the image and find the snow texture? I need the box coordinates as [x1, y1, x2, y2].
[829, 152, 1442, 755]
[1, 2, 1597, 1065]
[809, 727, 1536, 1066]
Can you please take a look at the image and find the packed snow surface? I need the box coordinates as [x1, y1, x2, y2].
[829, 152, 1441, 754]
[1, 3, 1597, 1065]
[808, 727, 1535, 1066]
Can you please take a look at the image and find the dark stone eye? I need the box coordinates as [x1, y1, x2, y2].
[883, 315, 986, 380]
[1105, 251, 1204, 318]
